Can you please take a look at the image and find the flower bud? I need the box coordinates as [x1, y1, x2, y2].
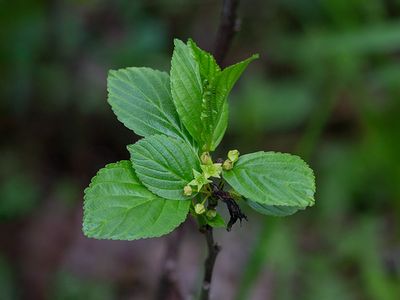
[206, 209, 217, 219]
[228, 149, 240, 163]
[200, 152, 213, 165]
[183, 185, 193, 196]
[222, 159, 233, 170]
[195, 203, 206, 214]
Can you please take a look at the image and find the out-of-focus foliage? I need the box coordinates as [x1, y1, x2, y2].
[51, 271, 114, 300]
[0, 153, 39, 219]
[1, 0, 399, 299]
[0, 256, 17, 300]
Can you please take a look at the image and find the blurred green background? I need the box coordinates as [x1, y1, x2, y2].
[1, 0, 400, 299]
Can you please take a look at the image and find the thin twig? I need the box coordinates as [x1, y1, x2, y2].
[214, 0, 241, 66]
[199, 225, 221, 300]
[198, 1, 241, 299]
[157, 1, 241, 298]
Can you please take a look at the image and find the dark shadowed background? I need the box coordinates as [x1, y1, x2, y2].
[1, 0, 400, 299]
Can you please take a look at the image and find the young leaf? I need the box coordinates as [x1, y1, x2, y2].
[211, 102, 228, 149]
[223, 151, 315, 207]
[83, 161, 190, 240]
[188, 40, 223, 150]
[206, 213, 226, 228]
[210, 54, 259, 150]
[171, 39, 258, 151]
[108, 67, 188, 140]
[128, 134, 200, 200]
[170, 39, 203, 145]
[190, 40, 258, 151]
[245, 199, 302, 217]
[189, 39, 220, 80]
[196, 212, 226, 228]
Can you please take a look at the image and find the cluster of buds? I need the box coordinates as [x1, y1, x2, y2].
[183, 150, 240, 217]
[222, 149, 240, 171]
[183, 151, 223, 197]
[194, 204, 217, 218]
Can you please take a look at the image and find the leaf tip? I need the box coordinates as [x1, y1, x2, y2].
[173, 38, 185, 48]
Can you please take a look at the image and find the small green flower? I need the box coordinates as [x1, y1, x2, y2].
[200, 152, 213, 165]
[189, 169, 212, 191]
[183, 185, 193, 196]
[195, 203, 206, 214]
[228, 149, 240, 163]
[201, 163, 222, 179]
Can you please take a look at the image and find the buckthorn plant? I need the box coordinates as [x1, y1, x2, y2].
[82, 38, 316, 293]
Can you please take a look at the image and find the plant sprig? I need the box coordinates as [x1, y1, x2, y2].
[83, 38, 316, 241]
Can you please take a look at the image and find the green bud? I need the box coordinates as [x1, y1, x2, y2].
[206, 209, 217, 219]
[195, 203, 206, 214]
[200, 152, 213, 165]
[222, 159, 233, 170]
[228, 149, 240, 163]
[183, 185, 193, 196]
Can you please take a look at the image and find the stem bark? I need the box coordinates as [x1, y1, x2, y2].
[199, 0, 241, 299]
[199, 225, 221, 300]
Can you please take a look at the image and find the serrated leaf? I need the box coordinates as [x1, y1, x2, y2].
[83, 161, 190, 240]
[223, 151, 315, 207]
[212, 101, 228, 148]
[216, 54, 259, 100]
[128, 134, 200, 200]
[210, 54, 258, 150]
[188, 40, 223, 150]
[170, 39, 203, 145]
[171, 39, 258, 151]
[246, 199, 302, 217]
[189, 39, 220, 79]
[108, 67, 188, 140]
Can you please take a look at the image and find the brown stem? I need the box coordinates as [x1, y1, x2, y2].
[214, 0, 241, 66]
[157, 0, 241, 298]
[198, 1, 241, 299]
[199, 225, 221, 300]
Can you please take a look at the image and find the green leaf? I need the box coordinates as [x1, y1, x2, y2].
[108, 67, 188, 140]
[223, 151, 315, 207]
[188, 40, 222, 150]
[216, 54, 259, 101]
[188, 39, 220, 80]
[171, 39, 258, 151]
[212, 101, 228, 149]
[83, 161, 190, 240]
[245, 199, 302, 217]
[196, 212, 226, 228]
[206, 213, 226, 228]
[128, 134, 200, 200]
[170, 39, 203, 145]
[209, 53, 259, 150]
